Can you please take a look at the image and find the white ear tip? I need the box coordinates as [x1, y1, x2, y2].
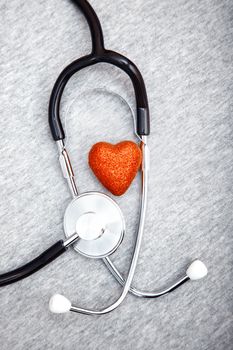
[49, 294, 71, 313]
[186, 260, 208, 280]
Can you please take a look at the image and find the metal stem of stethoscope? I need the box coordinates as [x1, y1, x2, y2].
[103, 258, 189, 298]
[57, 140, 78, 198]
[63, 232, 80, 247]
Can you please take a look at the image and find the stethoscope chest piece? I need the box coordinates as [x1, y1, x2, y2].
[64, 192, 125, 258]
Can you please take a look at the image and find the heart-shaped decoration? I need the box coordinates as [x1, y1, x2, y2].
[89, 141, 142, 196]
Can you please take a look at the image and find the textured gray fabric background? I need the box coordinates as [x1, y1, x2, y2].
[0, 0, 233, 349]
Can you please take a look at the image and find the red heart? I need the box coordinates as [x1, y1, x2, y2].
[89, 141, 142, 196]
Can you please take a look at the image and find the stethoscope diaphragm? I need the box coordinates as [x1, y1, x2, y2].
[63, 192, 125, 258]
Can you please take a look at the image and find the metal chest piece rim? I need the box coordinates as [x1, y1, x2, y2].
[63, 192, 125, 259]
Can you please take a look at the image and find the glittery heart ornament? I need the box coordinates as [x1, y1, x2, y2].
[89, 141, 142, 196]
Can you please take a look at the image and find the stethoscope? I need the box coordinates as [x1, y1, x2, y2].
[0, 0, 208, 316]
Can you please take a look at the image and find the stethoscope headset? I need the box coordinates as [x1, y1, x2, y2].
[0, 0, 207, 316]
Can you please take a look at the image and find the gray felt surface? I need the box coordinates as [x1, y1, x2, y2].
[0, 0, 233, 349]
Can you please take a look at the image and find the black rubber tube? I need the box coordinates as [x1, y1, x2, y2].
[0, 241, 67, 287]
[49, 0, 150, 140]
[49, 51, 150, 140]
[71, 0, 104, 53]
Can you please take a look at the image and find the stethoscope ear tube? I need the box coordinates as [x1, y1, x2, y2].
[48, 51, 150, 142]
[0, 241, 67, 287]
